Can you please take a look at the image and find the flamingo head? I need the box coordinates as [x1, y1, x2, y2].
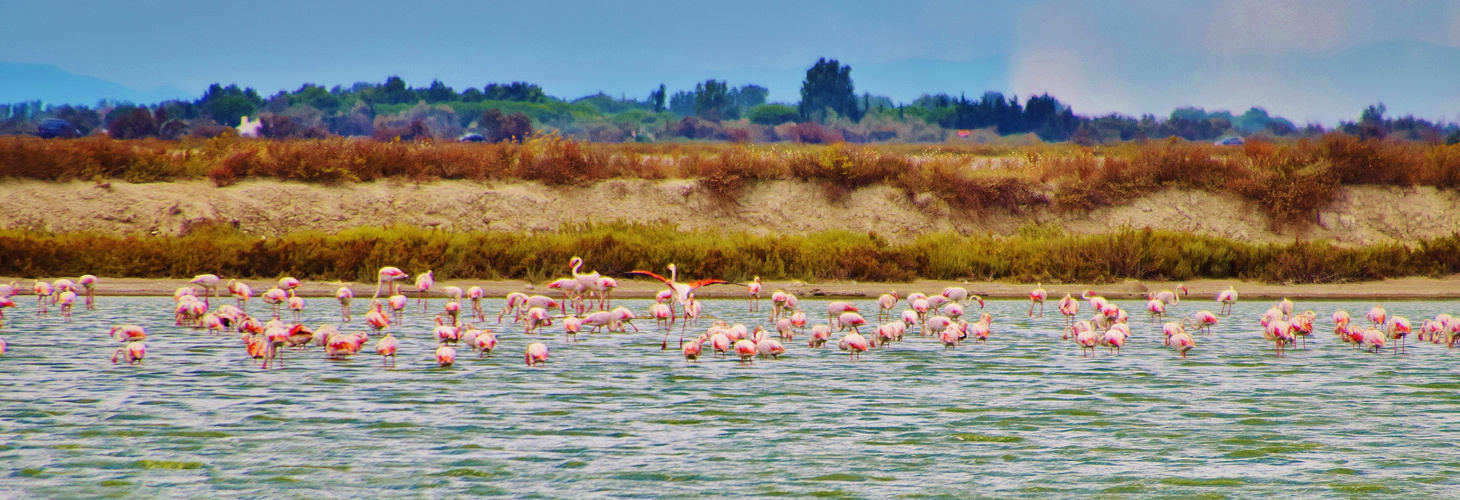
[569, 256, 583, 270]
[1178, 284, 1189, 296]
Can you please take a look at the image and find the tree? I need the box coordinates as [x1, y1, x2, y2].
[480, 109, 533, 143]
[694, 80, 734, 121]
[483, 82, 547, 103]
[650, 84, 667, 113]
[747, 104, 799, 125]
[196, 84, 263, 127]
[423, 80, 458, 103]
[799, 58, 860, 122]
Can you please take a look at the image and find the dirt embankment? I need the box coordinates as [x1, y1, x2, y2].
[1, 178, 1457, 245]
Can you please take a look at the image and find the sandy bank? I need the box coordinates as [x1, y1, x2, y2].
[2, 179, 1459, 245]
[5, 276, 1459, 300]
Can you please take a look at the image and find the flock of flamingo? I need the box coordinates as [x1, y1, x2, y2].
[0, 260, 1457, 369]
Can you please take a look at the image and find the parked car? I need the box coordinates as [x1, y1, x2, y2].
[36, 118, 78, 139]
[459, 133, 485, 143]
[1215, 136, 1244, 146]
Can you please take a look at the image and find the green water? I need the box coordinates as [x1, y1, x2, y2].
[2, 297, 1459, 497]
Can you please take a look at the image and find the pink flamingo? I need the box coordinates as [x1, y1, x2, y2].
[436, 345, 457, 367]
[876, 291, 899, 321]
[1277, 298, 1294, 319]
[474, 330, 498, 357]
[261, 287, 288, 319]
[375, 333, 399, 366]
[287, 294, 305, 322]
[228, 279, 253, 311]
[1366, 304, 1387, 328]
[112, 341, 147, 364]
[498, 292, 529, 323]
[1146, 298, 1166, 322]
[1058, 294, 1079, 325]
[1029, 283, 1047, 317]
[373, 266, 409, 300]
[57, 291, 77, 321]
[547, 278, 585, 315]
[33, 280, 53, 315]
[336, 287, 354, 321]
[191, 274, 222, 306]
[1359, 327, 1386, 352]
[1215, 286, 1238, 315]
[747, 276, 763, 312]
[78, 274, 98, 309]
[733, 338, 757, 362]
[525, 342, 549, 366]
[1191, 310, 1219, 333]
[563, 314, 583, 342]
[769, 291, 789, 321]
[467, 286, 485, 321]
[1104, 327, 1128, 354]
[525, 307, 552, 334]
[1389, 316, 1412, 354]
[365, 301, 390, 334]
[838, 332, 870, 360]
[756, 338, 786, 359]
[628, 264, 730, 311]
[597, 277, 618, 310]
[277, 277, 302, 292]
[0, 337, 7, 355]
[568, 257, 605, 310]
[388, 294, 408, 324]
[414, 271, 435, 312]
[938, 324, 960, 349]
[809, 325, 831, 347]
[651, 301, 674, 336]
[709, 331, 731, 357]
[0, 281, 16, 299]
[1075, 328, 1099, 357]
[683, 339, 703, 362]
[1264, 320, 1294, 357]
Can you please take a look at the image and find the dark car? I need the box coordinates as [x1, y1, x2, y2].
[36, 118, 79, 139]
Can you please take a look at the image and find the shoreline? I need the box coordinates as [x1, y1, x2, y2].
[6, 276, 1459, 300]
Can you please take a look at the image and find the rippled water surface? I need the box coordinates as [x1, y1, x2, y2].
[4, 296, 1460, 498]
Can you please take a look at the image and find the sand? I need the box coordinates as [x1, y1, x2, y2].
[2, 178, 1458, 245]
[5, 276, 1459, 300]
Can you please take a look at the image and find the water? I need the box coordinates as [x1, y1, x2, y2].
[3, 296, 1460, 498]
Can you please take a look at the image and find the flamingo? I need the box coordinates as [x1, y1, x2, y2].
[0, 281, 16, 299]
[563, 314, 583, 342]
[373, 266, 409, 300]
[525, 342, 549, 366]
[261, 287, 288, 319]
[364, 301, 391, 334]
[374, 333, 399, 366]
[78, 274, 98, 309]
[474, 330, 498, 357]
[1359, 327, 1387, 353]
[1104, 327, 1129, 354]
[809, 324, 831, 348]
[1191, 310, 1219, 334]
[682, 339, 703, 362]
[228, 279, 253, 311]
[938, 324, 960, 349]
[568, 257, 605, 311]
[436, 345, 457, 367]
[1264, 320, 1294, 357]
[287, 294, 305, 322]
[827, 302, 858, 328]
[756, 337, 786, 359]
[1366, 304, 1387, 328]
[1029, 283, 1047, 317]
[747, 276, 763, 312]
[1216, 286, 1238, 315]
[1389, 316, 1412, 354]
[1075, 327, 1099, 356]
[627, 264, 730, 310]
[277, 277, 302, 292]
[191, 274, 222, 305]
[434, 317, 461, 345]
[838, 332, 870, 360]
[33, 280, 53, 315]
[1152, 284, 1188, 306]
[1057, 294, 1079, 325]
[1146, 298, 1166, 322]
[112, 341, 147, 364]
[733, 339, 757, 362]
[498, 292, 529, 323]
[388, 294, 408, 324]
[467, 286, 485, 321]
[547, 278, 586, 315]
[769, 291, 788, 321]
[413, 271, 435, 312]
[1277, 298, 1294, 319]
[336, 287, 354, 321]
[525, 307, 552, 334]
[709, 331, 731, 357]
[0, 337, 6, 355]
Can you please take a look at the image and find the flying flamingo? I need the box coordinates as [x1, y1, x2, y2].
[373, 266, 409, 300]
[374, 332, 399, 366]
[78, 275, 98, 309]
[628, 264, 730, 310]
[414, 271, 435, 312]
[336, 287, 354, 321]
[747, 276, 763, 312]
[525, 342, 549, 366]
[1029, 283, 1047, 317]
[1216, 286, 1238, 315]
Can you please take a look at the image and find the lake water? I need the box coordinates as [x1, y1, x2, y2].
[2, 296, 1459, 498]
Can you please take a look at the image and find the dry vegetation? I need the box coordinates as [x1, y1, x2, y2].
[5, 134, 1460, 226]
[2, 222, 1458, 284]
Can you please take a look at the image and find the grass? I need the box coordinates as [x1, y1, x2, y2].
[2, 222, 1458, 284]
[5, 134, 1460, 223]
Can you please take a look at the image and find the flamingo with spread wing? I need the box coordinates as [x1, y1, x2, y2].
[627, 264, 732, 309]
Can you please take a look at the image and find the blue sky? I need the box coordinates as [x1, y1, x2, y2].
[3, 0, 1459, 124]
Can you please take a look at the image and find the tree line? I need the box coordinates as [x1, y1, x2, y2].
[3, 58, 1458, 145]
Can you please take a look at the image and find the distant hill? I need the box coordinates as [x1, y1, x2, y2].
[0, 61, 189, 105]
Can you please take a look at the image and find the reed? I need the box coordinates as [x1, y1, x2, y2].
[5, 134, 1460, 225]
[2, 222, 1456, 284]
